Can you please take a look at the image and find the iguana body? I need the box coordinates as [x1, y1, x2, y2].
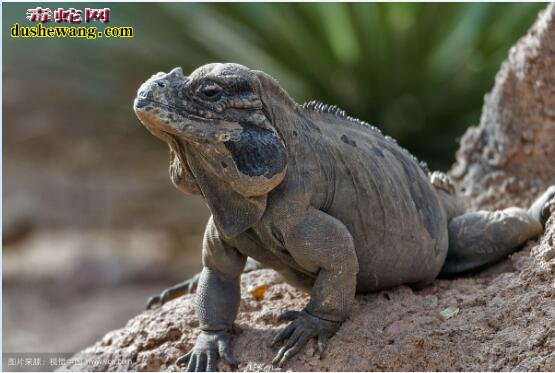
[134, 63, 553, 371]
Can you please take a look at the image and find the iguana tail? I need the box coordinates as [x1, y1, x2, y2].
[439, 186, 554, 276]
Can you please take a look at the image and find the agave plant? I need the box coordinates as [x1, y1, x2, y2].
[3, 2, 544, 169]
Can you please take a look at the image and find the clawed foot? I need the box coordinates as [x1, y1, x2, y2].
[430, 171, 456, 195]
[146, 273, 201, 310]
[529, 185, 555, 228]
[176, 331, 237, 372]
[270, 310, 340, 367]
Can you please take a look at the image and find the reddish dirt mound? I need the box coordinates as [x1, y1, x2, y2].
[61, 216, 555, 371]
[450, 4, 555, 211]
[61, 4, 555, 372]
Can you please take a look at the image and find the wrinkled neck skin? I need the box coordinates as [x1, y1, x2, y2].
[170, 110, 290, 238]
[176, 124, 287, 199]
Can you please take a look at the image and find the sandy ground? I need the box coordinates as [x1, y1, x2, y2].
[60, 215, 555, 371]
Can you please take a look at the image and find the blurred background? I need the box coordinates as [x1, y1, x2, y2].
[2, 1, 544, 365]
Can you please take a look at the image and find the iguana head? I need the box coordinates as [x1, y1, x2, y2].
[134, 63, 290, 198]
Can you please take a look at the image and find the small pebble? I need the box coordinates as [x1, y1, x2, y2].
[440, 306, 460, 320]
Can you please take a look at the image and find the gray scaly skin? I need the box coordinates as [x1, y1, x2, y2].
[134, 63, 554, 371]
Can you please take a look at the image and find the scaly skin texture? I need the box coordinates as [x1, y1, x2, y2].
[134, 63, 552, 371]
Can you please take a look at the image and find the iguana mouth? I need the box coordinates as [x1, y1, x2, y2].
[135, 96, 244, 144]
[134, 97, 212, 123]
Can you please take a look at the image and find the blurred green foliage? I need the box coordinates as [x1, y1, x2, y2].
[3, 2, 544, 170]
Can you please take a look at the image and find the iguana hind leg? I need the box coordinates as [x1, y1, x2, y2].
[430, 171, 465, 220]
[146, 273, 200, 309]
[440, 186, 554, 276]
[145, 258, 264, 309]
[430, 171, 456, 195]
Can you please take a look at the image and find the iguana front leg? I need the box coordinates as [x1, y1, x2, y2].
[176, 217, 246, 372]
[271, 207, 358, 367]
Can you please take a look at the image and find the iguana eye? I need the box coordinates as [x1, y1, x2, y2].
[198, 81, 223, 100]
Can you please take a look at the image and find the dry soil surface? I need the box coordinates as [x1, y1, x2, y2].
[62, 214, 555, 371]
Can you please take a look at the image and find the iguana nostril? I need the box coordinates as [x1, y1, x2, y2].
[134, 97, 148, 109]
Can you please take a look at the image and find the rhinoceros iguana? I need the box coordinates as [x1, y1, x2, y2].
[133, 63, 554, 372]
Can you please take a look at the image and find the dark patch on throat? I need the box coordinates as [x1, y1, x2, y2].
[224, 123, 286, 178]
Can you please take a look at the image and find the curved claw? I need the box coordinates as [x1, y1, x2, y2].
[195, 353, 207, 372]
[317, 332, 331, 359]
[176, 351, 192, 367]
[542, 199, 555, 224]
[430, 171, 455, 195]
[272, 329, 310, 367]
[145, 274, 201, 310]
[529, 185, 555, 227]
[145, 290, 171, 310]
[177, 331, 237, 372]
[271, 323, 295, 347]
[183, 352, 212, 372]
[186, 355, 197, 372]
[218, 339, 238, 368]
[206, 350, 217, 372]
[270, 310, 340, 368]
[146, 295, 162, 310]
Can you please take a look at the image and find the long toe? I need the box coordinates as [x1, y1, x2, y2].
[529, 185, 555, 227]
[146, 295, 161, 310]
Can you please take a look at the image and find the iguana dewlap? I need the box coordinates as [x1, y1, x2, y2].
[134, 63, 552, 371]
